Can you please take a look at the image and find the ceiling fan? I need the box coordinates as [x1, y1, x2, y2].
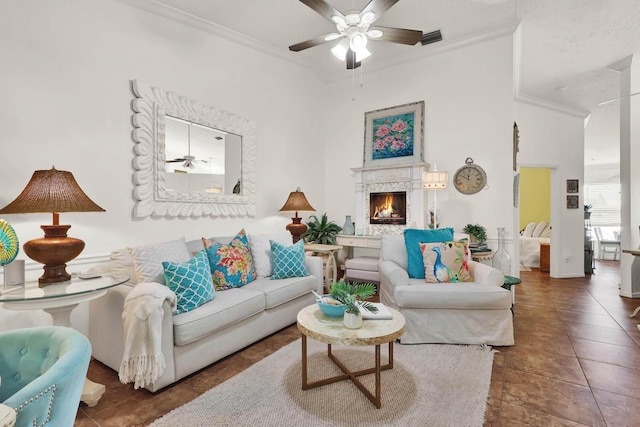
[289, 0, 423, 70]
[166, 155, 208, 169]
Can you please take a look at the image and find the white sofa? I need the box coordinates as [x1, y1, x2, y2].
[88, 236, 322, 392]
[378, 234, 514, 346]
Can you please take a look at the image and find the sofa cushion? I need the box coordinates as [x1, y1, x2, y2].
[381, 234, 408, 269]
[203, 229, 256, 291]
[270, 240, 309, 279]
[172, 287, 265, 346]
[395, 282, 512, 309]
[243, 275, 316, 309]
[162, 250, 214, 314]
[130, 238, 192, 285]
[248, 232, 292, 277]
[420, 240, 472, 283]
[404, 228, 454, 279]
[110, 247, 137, 286]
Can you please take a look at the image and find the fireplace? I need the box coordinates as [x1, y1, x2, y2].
[369, 191, 407, 225]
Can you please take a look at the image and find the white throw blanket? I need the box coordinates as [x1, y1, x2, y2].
[119, 282, 176, 389]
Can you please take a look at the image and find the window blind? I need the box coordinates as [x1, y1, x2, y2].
[584, 183, 621, 227]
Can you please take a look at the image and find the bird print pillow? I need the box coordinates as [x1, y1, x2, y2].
[420, 240, 472, 283]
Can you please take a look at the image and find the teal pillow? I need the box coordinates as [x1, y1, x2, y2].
[162, 250, 214, 314]
[404, 228, 455, 279]
[270, 240, 309, 279]
[204, 229, 256, 291]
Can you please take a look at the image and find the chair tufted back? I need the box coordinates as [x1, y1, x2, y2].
[0, 326, 91, 427]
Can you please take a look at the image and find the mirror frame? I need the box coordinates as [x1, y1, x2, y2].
[131, 79, 256, 218]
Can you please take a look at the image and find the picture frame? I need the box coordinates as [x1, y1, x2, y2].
[364, 101, 424, 167]
[566, 195, 579, 209]
[566, 179, 579, 193]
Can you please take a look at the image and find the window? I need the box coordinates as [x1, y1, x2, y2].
[584, 183, 621, 227]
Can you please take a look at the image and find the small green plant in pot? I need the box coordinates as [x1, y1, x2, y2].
[303, 213, 342, 244]
[329, 280, 378, 329]
[462, 224, 487, 244]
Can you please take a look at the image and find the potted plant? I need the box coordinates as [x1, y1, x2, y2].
[584, 204, 592, 220]
[303, 213, 342, 244]
[329, 280, 378, 329]
[462, 224, 487, 244]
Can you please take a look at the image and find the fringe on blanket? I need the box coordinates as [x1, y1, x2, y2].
[119, 354, 166, 390]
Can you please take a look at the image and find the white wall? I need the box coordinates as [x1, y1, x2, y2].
[322, 32, 517, 261]
[0, 0, 326, 331]
[515, 100, 586, 278]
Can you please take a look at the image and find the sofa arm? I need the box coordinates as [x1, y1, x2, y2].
[304, 255, 324, 294]
[468, 260, 504, 286]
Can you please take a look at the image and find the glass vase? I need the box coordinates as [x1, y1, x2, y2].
[492, 227, 511, 276]
[342, 215, 355, 235]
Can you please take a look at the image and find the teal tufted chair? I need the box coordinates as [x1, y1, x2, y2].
[0, 326, 91, 427]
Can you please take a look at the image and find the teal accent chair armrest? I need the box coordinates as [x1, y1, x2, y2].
[0, 326, 91, 427]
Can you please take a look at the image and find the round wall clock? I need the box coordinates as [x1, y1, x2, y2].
[453, 157, 487, 195]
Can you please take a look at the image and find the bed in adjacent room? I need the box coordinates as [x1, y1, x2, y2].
[520, 221, 551, 270]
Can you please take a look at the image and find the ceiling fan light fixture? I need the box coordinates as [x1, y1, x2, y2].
[331, 38, 349, 60]
[367, 29, 383, 38]
[361, 11, 375, 24]
[355, 46, 371, 62]
[331, 15, 346, 26]
[349, 32, 368, 52]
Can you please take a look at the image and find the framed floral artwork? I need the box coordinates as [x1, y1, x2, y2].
[364, 101, 424, 167]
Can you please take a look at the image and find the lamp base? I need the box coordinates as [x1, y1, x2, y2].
[286, 217, 308, 244]
[23, 225, 85, 287]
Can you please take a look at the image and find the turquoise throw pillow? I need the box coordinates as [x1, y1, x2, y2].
[162, 250, 214, 314]
[404, 228, 455, 279]
[204, 229, 256, 291]
[270, 240, 309, 279]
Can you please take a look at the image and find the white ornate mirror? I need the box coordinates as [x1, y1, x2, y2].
[131, 80, 256, 218]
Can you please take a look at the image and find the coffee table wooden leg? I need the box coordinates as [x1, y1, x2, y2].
[301, 335, 308, 388]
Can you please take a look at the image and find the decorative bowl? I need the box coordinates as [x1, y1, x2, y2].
[317, 295, 346, 317]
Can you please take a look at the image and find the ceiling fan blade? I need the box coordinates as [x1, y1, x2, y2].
[289, 33, 339, 52]
[299, 0, 345, 24]
[360, 0, 399, 24]
[345, 49, 361, 70]
[166, 158, 185, 163]
[370, 26, 423, 45]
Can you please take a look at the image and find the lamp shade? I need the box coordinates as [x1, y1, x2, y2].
[0, 167, 105, 286]
[422, 171, 449, 190]
[0, 167, 105, 215]
[279, 188, 315, 213]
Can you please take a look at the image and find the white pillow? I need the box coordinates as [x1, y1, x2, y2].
[522, 222, 536, 237]
[130, 238, 191, 284]
[248, 232, 292, 277]
[532, 221, 548, 238]
[541, 223, 551, 238]
[110, 247, 137, 286]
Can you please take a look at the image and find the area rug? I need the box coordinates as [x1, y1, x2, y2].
[149, 339, 495, 427]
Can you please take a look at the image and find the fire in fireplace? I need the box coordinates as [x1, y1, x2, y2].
[369, 191, 407, 225]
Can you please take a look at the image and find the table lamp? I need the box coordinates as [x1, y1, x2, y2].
[0, 167, 105, 286]
[279, 188, 315, 243]
[423, 165, 449, 229]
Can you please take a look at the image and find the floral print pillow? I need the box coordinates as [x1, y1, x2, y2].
[203, 229, 256, 291]
[420, 240, 472, 283]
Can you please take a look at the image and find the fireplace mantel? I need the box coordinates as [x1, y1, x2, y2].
[351, 162, 430, 235]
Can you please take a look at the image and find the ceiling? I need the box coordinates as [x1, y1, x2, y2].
[135, 0, 640, 169]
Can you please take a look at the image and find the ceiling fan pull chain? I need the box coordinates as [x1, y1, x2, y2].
[352, 62, 356, 101]
[360, 63, 364, 88]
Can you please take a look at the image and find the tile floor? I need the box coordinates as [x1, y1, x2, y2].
[75, 260, 640, 426]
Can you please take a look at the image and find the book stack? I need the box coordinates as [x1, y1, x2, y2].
[361, 303, 393, 320]
[470, 241, 492, 256]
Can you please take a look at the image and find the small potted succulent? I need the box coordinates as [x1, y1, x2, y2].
[584, 204, 592, 220]
[303, 213, 342, 244]
[462, 224, 487, 244]
[329, 280, 378, 329]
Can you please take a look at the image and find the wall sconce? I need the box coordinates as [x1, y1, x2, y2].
[422, 166, 449, 229]
[279, 188, 315, 243]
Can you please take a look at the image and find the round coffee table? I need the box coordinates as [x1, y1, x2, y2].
[296, 304, 405, 408]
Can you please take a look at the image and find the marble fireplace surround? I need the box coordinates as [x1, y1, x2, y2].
[351, 162, 430, 236]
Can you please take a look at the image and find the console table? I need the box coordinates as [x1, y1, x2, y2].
[0, 275, 129, 406]
[304, 243, 343, 292]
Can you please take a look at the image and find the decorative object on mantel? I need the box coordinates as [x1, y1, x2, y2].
[453, 157, 487, 195]
[422, 165, 448, 229]
[492, 227, 512, 276]
[342, 215, 355, 235]
[279, 188, 316, 243]
[0, 167, 105, 286]
[302, 213, 342, 245]
[364, 101, 424, 167]
[329, 280, 378, 329]
[288, 0, 423, 70]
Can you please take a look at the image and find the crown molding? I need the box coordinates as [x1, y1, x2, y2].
[516, 93, 591, 119]
[608, 55, 640, 72]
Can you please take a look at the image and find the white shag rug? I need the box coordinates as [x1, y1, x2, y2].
[149, 339, 495, 427]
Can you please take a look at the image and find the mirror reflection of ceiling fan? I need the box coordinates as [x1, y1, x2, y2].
[166, 155, 208, 169]
[289, 0, 424, 70]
